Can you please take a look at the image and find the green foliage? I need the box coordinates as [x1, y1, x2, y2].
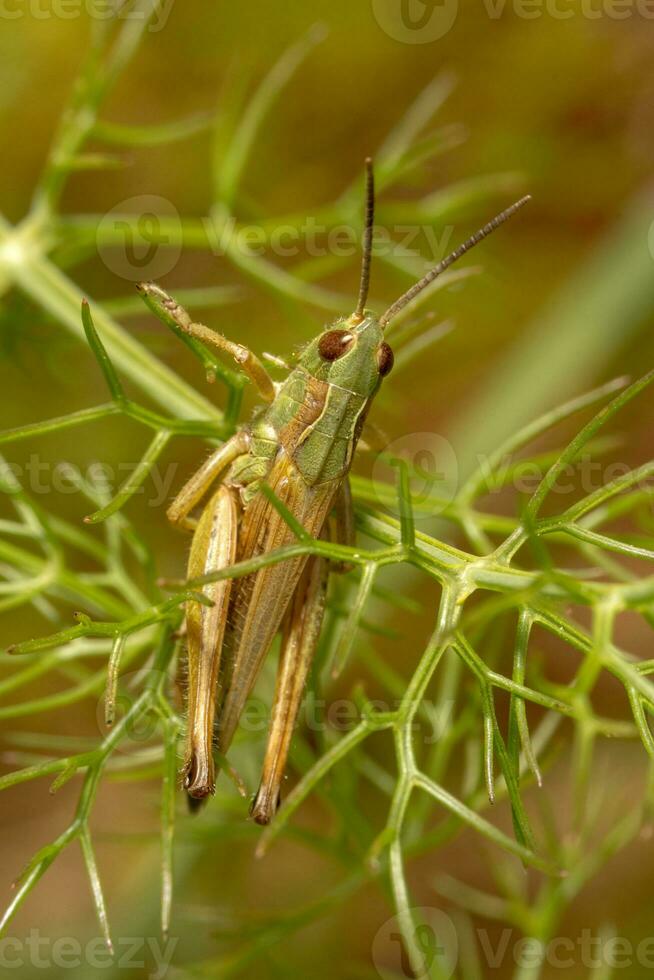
[1, 8, 654, 980]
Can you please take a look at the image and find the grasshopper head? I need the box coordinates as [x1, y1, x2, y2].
[295, 160, 392, 400]
[297, 160, 529, 404]
[301, 313, 394, 399]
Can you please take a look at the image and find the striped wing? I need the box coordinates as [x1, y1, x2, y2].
[216, 448, 338, 754]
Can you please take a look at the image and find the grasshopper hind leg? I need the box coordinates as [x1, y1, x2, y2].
[251, 479, 356, 824]
[183, 483, 239, 800]
[250, 554, 329, 825]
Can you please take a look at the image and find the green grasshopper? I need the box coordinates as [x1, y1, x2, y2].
[138, 161, 529, 824]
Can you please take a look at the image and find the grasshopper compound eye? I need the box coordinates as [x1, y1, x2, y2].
[376, 342, 394, 377]
[318, 329, 354, 361]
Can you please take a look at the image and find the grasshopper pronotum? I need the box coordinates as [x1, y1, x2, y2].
[139, 162, 529, 824]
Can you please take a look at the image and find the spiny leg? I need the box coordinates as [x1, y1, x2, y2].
[167, 430, 249, 531]
[250, 554, 329, 825]
[184, 483, 239, 799]
[138, 281, 276, 402]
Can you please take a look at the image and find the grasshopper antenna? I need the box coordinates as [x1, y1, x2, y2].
[379, 195, 531, 329]
[354, 157, 375, 322]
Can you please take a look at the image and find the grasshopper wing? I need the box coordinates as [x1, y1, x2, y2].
[217, 450, 338, 755]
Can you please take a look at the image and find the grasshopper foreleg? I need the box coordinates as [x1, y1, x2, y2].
[167, 431, 249, 531]
[137, 282, 276, 403]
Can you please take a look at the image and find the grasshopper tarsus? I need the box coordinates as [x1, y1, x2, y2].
[249, 787, 282, 826]
[183, 755, 215, 801]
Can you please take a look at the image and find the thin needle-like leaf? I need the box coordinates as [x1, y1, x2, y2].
[161, 720, 178, 939]
[331, 564, 377, 679]
[104, 634, 126, 727]
[458, 376, 628, 505]
[93, 113, 212, 147]
[216, 25, 327, 207]
[80, 829, 113, 953]
[525, 369, 654, 521]
[507, 610, 542, 786]
[393, 459, 416, 550]
[84, 430, 171, 524]
[414, 773, 552, 873]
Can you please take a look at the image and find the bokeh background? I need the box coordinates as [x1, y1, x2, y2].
[2, 2, 654, 978]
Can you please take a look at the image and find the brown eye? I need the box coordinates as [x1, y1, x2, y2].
[318, 329, 353, 361]
[377, 342, 394, 377]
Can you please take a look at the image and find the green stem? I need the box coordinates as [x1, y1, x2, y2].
[0, 214, 220, 422]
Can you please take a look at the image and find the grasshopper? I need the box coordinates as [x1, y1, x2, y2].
[138, 161, 529, 824]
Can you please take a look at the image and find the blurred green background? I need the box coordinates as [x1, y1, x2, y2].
[2, 2, 654, 978]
